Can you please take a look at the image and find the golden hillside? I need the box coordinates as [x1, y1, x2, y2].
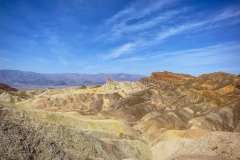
[1, 72, 240, 160]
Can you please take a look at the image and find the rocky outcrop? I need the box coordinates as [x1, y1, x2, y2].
[1, 71, 240, 160]
[19, 81, 144, 114]
[0, 104, 152, 160]
[150, 71, 193, 82]
[134, 72, 239, 136]
[30, 92, 122, 113]
[0, 83, 30, 103]
[0, 83, 18, 92]
[152, 130, 240, 160]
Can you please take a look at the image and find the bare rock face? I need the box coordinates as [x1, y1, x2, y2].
[30, 92, 122, 113]
[0, 83, 31, 103]
[130, 72, 240, 140]
[0, 83, 18, 92]
[0, 104, 152, 160]
[150, 71, 193, 82]
[0, 71, 240, 160]
[152, 130, 240, 160]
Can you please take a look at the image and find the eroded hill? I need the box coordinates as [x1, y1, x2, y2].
[0, 71, 240, 160]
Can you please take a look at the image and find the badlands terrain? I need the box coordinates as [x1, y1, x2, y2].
[0, 71, 240, 160]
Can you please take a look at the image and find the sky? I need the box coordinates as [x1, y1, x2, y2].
[0, 0, 240, 75]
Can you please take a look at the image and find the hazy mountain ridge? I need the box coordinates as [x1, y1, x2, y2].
[0, 71, 240, 160]
[0, 69, 144, 88]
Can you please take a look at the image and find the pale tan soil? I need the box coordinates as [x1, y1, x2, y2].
[1, 72, 240, 160]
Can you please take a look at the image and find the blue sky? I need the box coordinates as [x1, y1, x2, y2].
[0, 0, 240, 75]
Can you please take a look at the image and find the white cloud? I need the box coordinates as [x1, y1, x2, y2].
[106, 0, 178, 26]
[155, 8, 240, 41]
[103, 42, 138, 60]
[144, 7, 240, 46]
[101, 0, 183, 41]
[111, 8, 189, 38]
[113, 41, 240, 75]
[120, 41, 240, 62]
[101, 3, 240, 61]
[156, 21, 205, 41]
[214, 7, 240, 21]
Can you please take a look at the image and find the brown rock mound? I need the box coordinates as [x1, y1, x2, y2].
[0, 104, 152, 160]
[0, 83, 17, 92]
[1, 71, 240, 160]
[152, 130, 240, 160]
[151, 71, 193, 82]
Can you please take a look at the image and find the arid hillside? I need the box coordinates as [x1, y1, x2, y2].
[1, 71, 240, 160]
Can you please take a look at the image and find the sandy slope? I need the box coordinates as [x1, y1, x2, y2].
[1, 72, 240, 160]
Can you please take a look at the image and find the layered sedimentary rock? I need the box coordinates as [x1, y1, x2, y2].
[152, 130, 240, 160]
[0, 71, 240, 160]
[0, 104, 151, 160]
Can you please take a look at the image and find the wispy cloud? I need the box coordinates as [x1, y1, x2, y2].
[116, 41, 240, 74]
[156, 42, 240, 74]
[100, 0, 183, 41]
[101, 6, 240, 60]
[155, 7, 240, 41]
[214, 7, 240, 21]
[105, 0, 178, 26]
[2, 0, 239, 74]
[111, 8, 189, 39]
[154, 41, 240, 59]
[155, 21, 205, 41]
[118, 41, 240, 62]
[103, 42, 139, 60]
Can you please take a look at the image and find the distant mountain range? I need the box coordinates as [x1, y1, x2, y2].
[0, 70, 144, 89]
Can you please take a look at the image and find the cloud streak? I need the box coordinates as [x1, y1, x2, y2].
[101, 0, 184, 41]
[103, 42, 139, 60]
[102, 5, 240, 60]
[155, 7, 240, 41]
[105, 0, 178, 26]
[119, 41, 240, 62]
[117, 41, 240, 74]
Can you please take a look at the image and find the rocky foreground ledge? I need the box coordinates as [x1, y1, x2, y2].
[0, 71, 240, 160]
